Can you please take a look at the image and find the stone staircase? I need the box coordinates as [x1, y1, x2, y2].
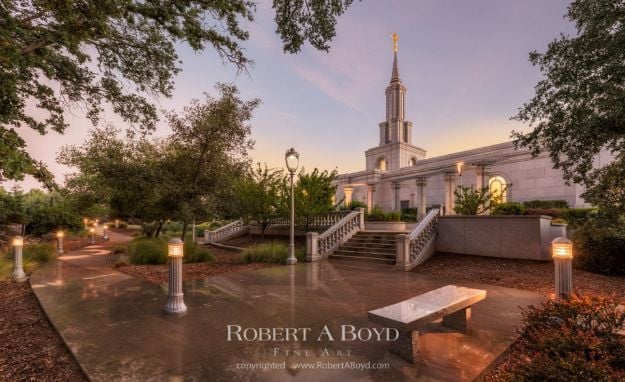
[329, 231, 404, 266]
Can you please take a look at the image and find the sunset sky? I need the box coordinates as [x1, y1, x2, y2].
[8, 0, 576, 191]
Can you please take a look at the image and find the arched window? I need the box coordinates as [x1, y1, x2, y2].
[409, 157, 417, 166]
[377, 157, 387, 171]
[489, 175, 507, 203]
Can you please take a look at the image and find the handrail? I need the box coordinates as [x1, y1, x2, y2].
[204, 220, 247, 244]
[396, 209, 440, 271]
[307, 208, 365, 260]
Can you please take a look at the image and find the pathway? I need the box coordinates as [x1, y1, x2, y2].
[31, 233, 544, 381]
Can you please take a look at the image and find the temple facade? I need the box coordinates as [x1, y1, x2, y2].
[334, 39, 610, 215]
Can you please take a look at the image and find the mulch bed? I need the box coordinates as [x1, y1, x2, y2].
[415, 252, 625, 302]
[115, 246, 276, 284]
[220, 234, 306, 250]
[0, 281, 87, 382]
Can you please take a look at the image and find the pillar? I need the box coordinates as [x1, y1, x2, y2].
[392, 181, 401, 211]
[415, 177, 427, 217]
[444, 172, 456, 215]
[306, 232, 320, 262]
[476, 165, 487, 190]
[366, 184, 376, 212]
[344, 186, 353, 207]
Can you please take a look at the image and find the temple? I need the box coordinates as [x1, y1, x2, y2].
[334, 35, 610, 214]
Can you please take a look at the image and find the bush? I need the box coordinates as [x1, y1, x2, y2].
[560, 208, 596, 228]
[366, 206, 402, 222]
[184, 241, 215, 263]
[243, 242, 305, 264]
[128, 237, 167, 265]
[24, 243, 56, 263]
[497, 294, 625, 381]
[401, 208, 419, 222]
[573, 223, 625, 277]
[523, 208, 562, 217]
[523, 199, 569, 209]
[344, 200, 367, 211]
[492, 202, 525, 215]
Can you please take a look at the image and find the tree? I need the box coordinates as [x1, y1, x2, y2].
[512, 0, 625, 218]
[454, 186, 503, 215]
[294, 168, 338, 230]
[234, 163, 287, 236]
[1, 0, 355, 186]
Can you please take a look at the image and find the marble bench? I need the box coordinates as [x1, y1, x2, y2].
[368, 285, 487, 362]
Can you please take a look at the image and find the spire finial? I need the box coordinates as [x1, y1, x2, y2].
[392, 32, 398, 52]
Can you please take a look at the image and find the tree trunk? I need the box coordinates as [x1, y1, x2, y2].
[181, 221, 188, 241]
[155, 220, 164, 238]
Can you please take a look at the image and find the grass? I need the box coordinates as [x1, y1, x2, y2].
[126, 236, 215, 265]
[0, 242, 56, 280]
[242, 242, 306, 264]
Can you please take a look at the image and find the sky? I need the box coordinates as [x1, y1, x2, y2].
[7, 0, 576, 191]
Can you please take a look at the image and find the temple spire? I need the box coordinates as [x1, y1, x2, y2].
[391, 33, 400, 83]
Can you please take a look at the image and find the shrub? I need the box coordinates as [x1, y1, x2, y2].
[523, 199, 569, 209]
[401, 208, 419, 222]
[492, 202, 525, 215]
[560, 208, 596, 228]
[184, 241, 215, 263]
[24, 243, 56, 263]
[497, 294, 625, 381]
[243, 242, 305, 264]
[573, 223, 625, 277]
[127, 237, 167, 265]
[366, 206, 402, 222]
[523, 208, 562, 217]
[344, 200, 367, 210]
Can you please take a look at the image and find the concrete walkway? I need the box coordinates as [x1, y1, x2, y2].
[31, 233, 544, 381]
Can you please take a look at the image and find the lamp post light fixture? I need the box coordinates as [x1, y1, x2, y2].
[56, 230, 64, 254]
[552, 236, 573, 299]
[89, 227, 96, 244]
[11, 236, 27, 282]
[456, 160, 465, 188]
[285, 147, 300, 265]
[163, 238, 187, 316]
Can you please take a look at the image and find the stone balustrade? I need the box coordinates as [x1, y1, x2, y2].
[396, 208, 440, 271]
[306, 208, 365, 261]
[204, 220, 248, 244]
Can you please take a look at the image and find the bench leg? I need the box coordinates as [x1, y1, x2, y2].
[442, 307, 472, 332]
[389, 330, 421, 363]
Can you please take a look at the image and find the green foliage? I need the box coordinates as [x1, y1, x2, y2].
[344, 200, 367, 210]
[23, 243, 56, 263]
[242, 242, 305, 264]
[492, 202, 526, 216]
[294, 168, 339, 230]
[183, 241, 215, 263]
[573, 221, 625, 277]
[499, 294, 625, 381]
[127, 238, 168, 265]
[2, 0, 353, 187]
[400, 208, 419, 222]
[523, 199, 569, 209]
[560, 208, 596, 228]
[366, 206, 402, 222]
[512, 0, 625, 217]
[454, 186, 503, 215]
[234, 163, 287, 235]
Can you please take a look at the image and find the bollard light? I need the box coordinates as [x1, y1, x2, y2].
[103, 225, 108, 240]
[115, 219, 119, 228]
[285, 147, 299, 265]
[89, 227, 95, 244]
[56, 230, 64, 254]
[83, 218, 88, 227]
[12, 235, 27, 282]
[552, 237, 573, 299]
[163, 238, 187, 316]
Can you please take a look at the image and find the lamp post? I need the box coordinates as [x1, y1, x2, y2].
[12, 236, 27, 282]
[285, 147, 299, 265]
[89, 227, 95, 244]
[163, 238, 187, 316]
[56, 230, 64, 254]
[552, 236, 573, 299]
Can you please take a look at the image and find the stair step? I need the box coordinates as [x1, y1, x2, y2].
[333, 250, 395, 260]
[329, 253, 396, 265]
[339, 246, 395, 254]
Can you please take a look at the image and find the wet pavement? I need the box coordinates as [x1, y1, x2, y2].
[31, 232, 544, 381]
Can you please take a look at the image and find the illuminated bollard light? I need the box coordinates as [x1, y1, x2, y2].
[163, 238, 187, 316]
[552, 236, 573, 299]
[56, 230, 64, 254]
[12, 236, 27, 282]
[115, 219, 119, 228]
[103, 226, 109, 240]
[89, 227, 96, 244]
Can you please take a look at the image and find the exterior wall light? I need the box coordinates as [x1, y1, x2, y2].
[285, 147, 299, 265]
[12, 236, 27, 282]
[552, 236, 573, 298]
